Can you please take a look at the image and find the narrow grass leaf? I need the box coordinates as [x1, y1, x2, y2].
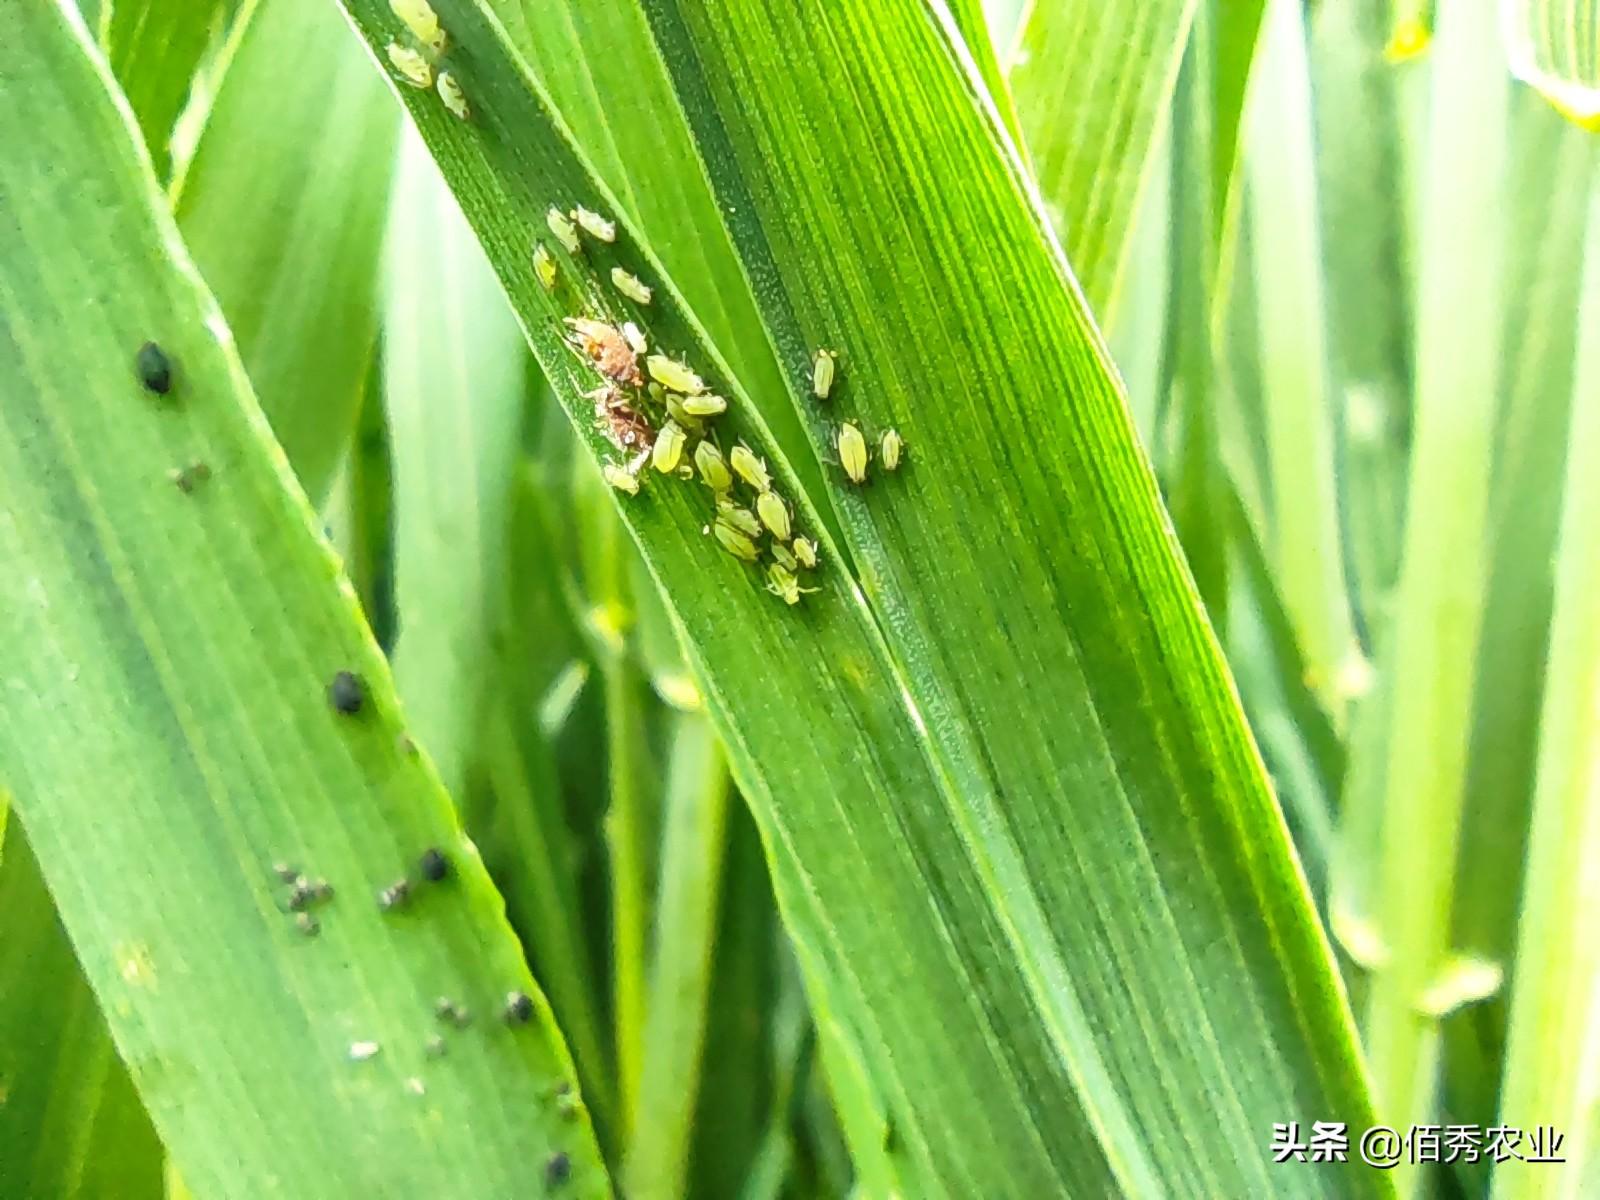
[0, 6, 607, 1194]
[174, 0, 398, 501]
[106, 0, 230, 178]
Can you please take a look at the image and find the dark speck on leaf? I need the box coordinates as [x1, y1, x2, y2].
[137, 341, 172, 394]
[419, 848, 448, 882]
[328, 671, 363, 715]
[503, 991, 533, 1024]
[544, 1151, 571, 1188]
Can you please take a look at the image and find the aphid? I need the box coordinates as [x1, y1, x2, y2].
[273, 862, 299, 883]
[812, 349, 836, 399]
[388, 0, 445, 52]
[385, 43, 433, 89]
[532, 243, 558, 291]
[503, 990, 535, 1024]
[436, 72, 469, 121]
[425, 1035, 448, 1058]
[712, 521, 760, 562]
[729, 444, 770, 490]
[602, 464, 640, 495]
[545, 1152, 572, 1187]
[652, 421, 687, 473]
[770, 541, 798, 571]
[663, 393, 704, 434]
[880, 428, 904, 471]
[573, 206, 616, 242]
[348, 1040, 382, 1062]
[378, 879, 412, 911]
[622, 321, 648, 354]
[647, 354, 706, 395]
[554, 1082, 580, 1121]
[680, 393, 727, 418]
[434, 997, 470, 1027]
[611, 268, 653, 305]
[136, 341, 172, 395]
[328, 670, 364, 715]
[295, 912, 320, 937]
[756, 491, 791, 541]
[792, 536, 819, 570]
[546, 207, 581, 254]
[168, 461, 212, 493]
[310, 879, 335, 903]
[837, 422, 869, 484]
[766, 563, 816, 606]
[694, 441, 732, 492]
[419, 848, 448, 882]
[716, 502, 762, 539]
[566, 317, 641, 385]
[287, 881, 316, 912]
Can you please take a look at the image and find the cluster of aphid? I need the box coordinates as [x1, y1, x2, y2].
[134, 337, 577, 1178]
[384, 0, 470, 121]
[537, 204, 824, 607]
[809, 348, 906, 485]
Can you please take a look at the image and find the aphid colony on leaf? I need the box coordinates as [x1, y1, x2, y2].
[385, 0, 462, 117]
[546, 201, 821, 604]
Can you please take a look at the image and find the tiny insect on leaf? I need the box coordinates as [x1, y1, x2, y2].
[716, 502, 762, 539]
[136, 341, 173, 394]
[880, 428, 905, 471]
[771, 541, 798, 571]
[694, 441, 733, 491]
[622, 321, 647, 353]
[573, 206, 616, 242]
[546, 207, 580, 254]
[838, 422, 869, 484]
[647, 354, 706, 395]
[385, 43, 432, 89]
[611, 268, 653, 305]
[792, 536, 819, 569]
[652, 422, 687, 473]
[327, 670, 364, 715]
[436, 72, 469, 120]
[388, 0, 445, 52]
[532, 243, 557, 290]
[602, 464, 640, 495]
[680, 392, 727, 417]
[756, 490, 792, 541]
[730, 444, 770, 490]
[713, 522, 761, 562]
[812, 348, 836, 399]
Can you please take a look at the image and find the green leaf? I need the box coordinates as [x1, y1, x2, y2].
[1493, 164, 1600, 1200]
[174, 0, 398, 500]
[0, 5, 606, 1195]
[106, 0, 229, 177]
[1009, 0, 1196, 314]
[1352, 2, 1513, 1178]
[384, 125, 527, 797]
[333, 0, 1381, 1193]
[0, 822, 164, 1199]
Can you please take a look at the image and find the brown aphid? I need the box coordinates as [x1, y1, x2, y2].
[587, 385, 655, 453]
[168, 461, 212, 493]
[565, 317, 641, 386]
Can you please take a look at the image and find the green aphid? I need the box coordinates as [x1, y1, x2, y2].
[663, 393, 703, 433]
[756, 490, 791, 541]
[765, 563, 816, 606]
[532, 243, 557, 291]
[729, 444, 770, 490]
[792, 536, 819, 569]
[681, 393, 727, 418]
[611, 268, 653, 305]
[647, 354, 706, 395]
[694, 441, 732, 491]
[771, 541, 798, 571]
[386, 43, 432, 89]
[652, 422, 687, 473]
[812, 349, 837, 400]
[880, 428, 905, 471]
[716, 502, 762, 539]
[389, 0, 446, 52]
[713, 522, 760, 562]
[602, 463, 640, 495]
[547, 207, 580, 254]
[837, 422, 869, 484]
[574, 206, 616, 242]
[436, 72, 469, 121]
